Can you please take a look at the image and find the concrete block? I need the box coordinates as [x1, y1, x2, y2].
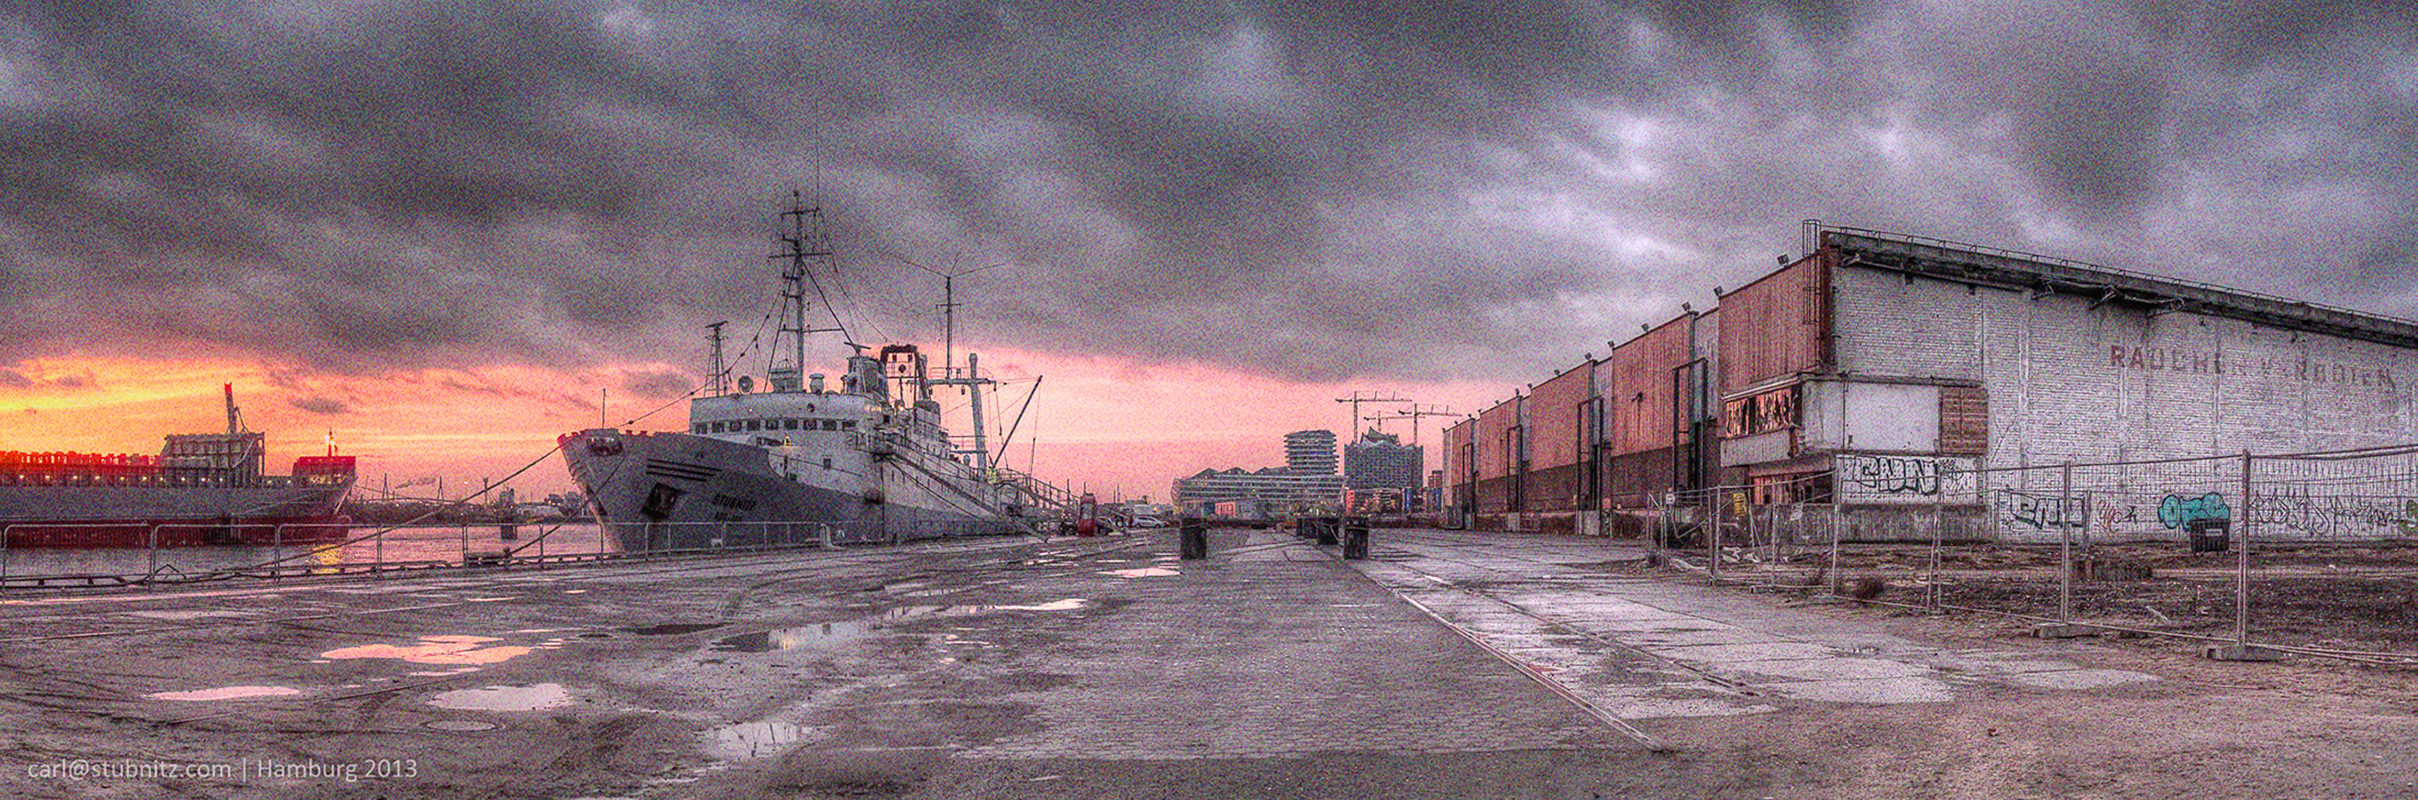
[2033, 623, 2102, 639]
[2203, 644, 2287, 662]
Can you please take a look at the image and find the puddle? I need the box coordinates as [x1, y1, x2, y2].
[709, 721, 817, 760]
[564, 589, 588, 594]
[712, 621, 876, 652]
[427, 683, 574, 712]
[424, 719, 500, 732]
[148, 685, 302, 702]
[463, 597, 517, 603]
[321, 635, 531, 666]
[990, 598, 1091, 612]
[1104, 567, 1178, 578]
[709, 600, 1090, 653]
[625, 623, 726, 636]
[577, 632, 614, 639]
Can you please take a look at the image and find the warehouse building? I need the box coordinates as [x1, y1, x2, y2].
[1445, 227, 2418, 542]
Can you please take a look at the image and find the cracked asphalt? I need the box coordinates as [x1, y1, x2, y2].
[3, 527, 2414, 799]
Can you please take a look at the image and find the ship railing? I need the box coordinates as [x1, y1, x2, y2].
[0, 516, 1035, 591]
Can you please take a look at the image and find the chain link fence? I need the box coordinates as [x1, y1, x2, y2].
[1649, 445, 2418, 666]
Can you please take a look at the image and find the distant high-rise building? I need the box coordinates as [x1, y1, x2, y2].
[1345, 429, 1423, 496]
[1284, 430, 1337, 474]
[1169, 429, 1348, 514]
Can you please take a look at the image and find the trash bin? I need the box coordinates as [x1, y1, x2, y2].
[1314, 516, 1341, 546]
[1342, 517, 1370, 560]
[2188, 518, 2229, 553]
[1180, 518, 1209, 560]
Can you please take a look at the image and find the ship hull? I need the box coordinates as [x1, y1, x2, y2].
[561, 428, 1023, 553]
[0, 483, 355, 548]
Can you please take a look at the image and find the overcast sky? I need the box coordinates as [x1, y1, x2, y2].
[2, 0, 2414, 492]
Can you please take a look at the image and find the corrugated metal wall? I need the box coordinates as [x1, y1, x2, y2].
[1524, 363, 1593, 512]
[1717, 254, 1829, 394]
[1473, 397, 1521, 514]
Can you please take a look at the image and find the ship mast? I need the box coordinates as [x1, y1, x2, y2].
[770, 191, 846, 393]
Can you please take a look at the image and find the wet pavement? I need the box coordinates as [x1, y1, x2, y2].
[2, 528, 2413, 798]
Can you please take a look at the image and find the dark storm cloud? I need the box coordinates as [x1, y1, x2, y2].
[288, 395, 349, 415]
[0, 0, 2413, 385]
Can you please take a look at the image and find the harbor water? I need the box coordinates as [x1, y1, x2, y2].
[0, 523, 620, 586]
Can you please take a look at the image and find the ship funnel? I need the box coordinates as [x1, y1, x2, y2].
[809, 373, 826, 393]
[848, 355, 887, 401]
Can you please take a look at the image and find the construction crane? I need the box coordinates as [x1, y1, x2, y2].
[1334, 391, 1411, 442]
[1368, 404, 1458, 451]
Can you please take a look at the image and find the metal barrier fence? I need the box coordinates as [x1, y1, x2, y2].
[1650, 444, 2418, 666]
[0, 516, 1024, 591]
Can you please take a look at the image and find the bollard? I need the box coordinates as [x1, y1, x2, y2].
[1180, 518, 1208, 560]
[1343, 517, 1370, 560]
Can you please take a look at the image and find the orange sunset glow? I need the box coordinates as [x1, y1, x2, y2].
[0, 350, 1508, 503]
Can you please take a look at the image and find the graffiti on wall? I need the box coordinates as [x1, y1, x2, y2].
[1836, 455, 1977, 505]
[1993, 489, 2089, 530]
[2155, 492, 2229, 529]
[2243, 486, 2418, 539]
[1722, 385, 1799, 438]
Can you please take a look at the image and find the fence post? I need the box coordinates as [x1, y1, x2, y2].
[2058, 462, 2073, 623]
[273, 524, 285, 582]
[1708, 489, 1723, 586]
[2, 524, 10, 590]
[2205, 449, 2280, 660]
[375, 527, 385, 578]
[2235, 450, 2252, 646]
[1826, 505, 1842, 597]
[147, 524, 160, 588]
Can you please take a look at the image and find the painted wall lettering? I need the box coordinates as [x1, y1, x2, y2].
[2156, 492, 2229, 529]
[1994, 489, 2088, 530]
[1837, 455, 1977, 505]
[2108, 345, 2222, 375]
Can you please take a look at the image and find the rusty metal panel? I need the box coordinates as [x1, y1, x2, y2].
[1602, 317, 1690, 458]
[1718, 255, 1830, 393]
[1526, 362, 1593, 473]
[1938, 386, 1988, 454]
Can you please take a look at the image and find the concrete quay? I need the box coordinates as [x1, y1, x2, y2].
[3, 528, 2414, 799]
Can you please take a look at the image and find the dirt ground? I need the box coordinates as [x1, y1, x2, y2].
[1632, 541, 2418, 658]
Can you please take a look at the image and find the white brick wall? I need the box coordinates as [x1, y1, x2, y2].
[1833, 264, 2418, 542]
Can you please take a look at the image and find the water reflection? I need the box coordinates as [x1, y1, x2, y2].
[710, 600, 1092, 653]
[710, 720, 814, 759]
[426, 683, 573, 712]
[0, 524, 620, 581]
[148, 685, 301, 701]
[322, 634, 532, 665]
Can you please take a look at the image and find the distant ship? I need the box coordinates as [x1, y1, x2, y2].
[0, 385, 357, 548]
[560, 195, 1036, 552]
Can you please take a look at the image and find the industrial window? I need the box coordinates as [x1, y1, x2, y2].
[821, 456, 832, 470]
[821, 419, 838, 431]
[784, 419, 800, 430]
[842, 421, 856, 430]
[746, 419, 761, 431]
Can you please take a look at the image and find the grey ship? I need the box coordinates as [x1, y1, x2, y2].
[560, 197, 1033, 552]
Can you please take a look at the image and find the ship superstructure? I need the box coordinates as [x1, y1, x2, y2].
[0, 385, 356, 547]
[560, 195, 1032, 552]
